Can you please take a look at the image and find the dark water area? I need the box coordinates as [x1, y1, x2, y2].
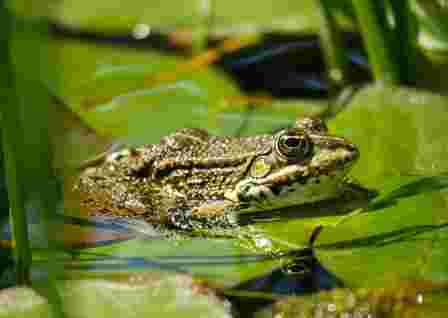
[215, 32, 371, 98]
[229, 257, 344, 317]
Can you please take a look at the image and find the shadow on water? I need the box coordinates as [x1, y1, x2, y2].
[228, 256, 344, 317]
[216, 32, 371, 99]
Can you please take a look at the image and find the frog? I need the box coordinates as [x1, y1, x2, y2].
[74, 118, 359, 230]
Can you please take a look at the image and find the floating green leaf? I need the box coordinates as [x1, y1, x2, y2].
[47, 0, 321, 34]
[306, 85, 448, 287]
[0, 287, 50, 318]
[330, 85, 448, 187]
[58, 273, 232, 318]
[263, 285, 448, 318]
[0, 274, 233, 318]
[62, 232, 288, 288]
[315, 175, 448, 287]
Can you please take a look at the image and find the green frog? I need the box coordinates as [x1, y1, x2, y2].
[74, 118, 359, 229]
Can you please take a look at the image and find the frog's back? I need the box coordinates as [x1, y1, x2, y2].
[137, 131, 273, 207]
[74, 129, 272, 224]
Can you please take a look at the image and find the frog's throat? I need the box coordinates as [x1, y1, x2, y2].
[224, 165, 307, 202]
[224, 164, 351, 207]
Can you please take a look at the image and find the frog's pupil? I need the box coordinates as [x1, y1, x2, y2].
[285, 137, 301, 148]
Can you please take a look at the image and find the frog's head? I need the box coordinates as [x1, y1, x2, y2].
[225, 118, 359, 211]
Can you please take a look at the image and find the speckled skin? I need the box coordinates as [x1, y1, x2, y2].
[74, 118, 359, 229]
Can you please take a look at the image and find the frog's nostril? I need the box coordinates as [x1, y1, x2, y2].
[351, 147, 360, 160]
[346, 143, 357, 151]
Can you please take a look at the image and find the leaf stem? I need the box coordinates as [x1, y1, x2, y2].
[388, 0, 418, 85]
[315, 0, 350, 90]
[0, 3, 32, 286]
[351, 0, 401, 84]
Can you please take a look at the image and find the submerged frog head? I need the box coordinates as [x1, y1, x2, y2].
[225, 118, 359, 212]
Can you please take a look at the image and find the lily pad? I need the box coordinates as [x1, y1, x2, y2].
[48, 0, 320, 34]
[0, 274, 233, 318]
[52, 39, 327, 146]
[303, 85, 448, 287]
[62, 230, 289, 288]
[262, 285, 448, 318]
[0, 287, 50, 318]
[315, 175, 448, 287]
[53, 40, 240, 139]
[58, 272, 232, 318]
[329, 85, 448, 187]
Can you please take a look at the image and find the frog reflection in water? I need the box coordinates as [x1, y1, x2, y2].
[75, 118, 359, 229]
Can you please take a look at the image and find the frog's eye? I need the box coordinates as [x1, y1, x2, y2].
[275, 130, 313, 161]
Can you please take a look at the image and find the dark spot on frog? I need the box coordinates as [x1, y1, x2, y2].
[335, 159, 348, 169]
[129, 148, 140, 158]
[258, 191, 268, 200]
[130, 165, 152, 179]
[270, 186, 282, 196]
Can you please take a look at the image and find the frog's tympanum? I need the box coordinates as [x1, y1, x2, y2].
[74, 118, 359, 229]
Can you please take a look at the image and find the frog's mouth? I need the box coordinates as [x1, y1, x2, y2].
[224, 146, 359, 211]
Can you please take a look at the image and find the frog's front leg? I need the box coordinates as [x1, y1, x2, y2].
[167, 200, 238, 230]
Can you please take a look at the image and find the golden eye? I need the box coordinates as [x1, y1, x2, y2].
[275, 129, 313, 161]
[249, 157, 271, 178]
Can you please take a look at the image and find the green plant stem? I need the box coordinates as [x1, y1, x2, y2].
[11, 15, 65, 316]
[1, 5, 64, 317]
[351, 0, 401, 84]
[0, 1, 32, 286]
[388, 0, 418, 85]
[315, 0, 350, 90]
[191, 0, 213, 54]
